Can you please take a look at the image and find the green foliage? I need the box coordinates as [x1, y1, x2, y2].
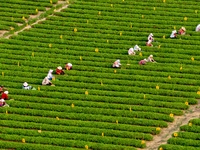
[0, 0, 199, 149]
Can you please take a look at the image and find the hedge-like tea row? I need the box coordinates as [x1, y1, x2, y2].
[0, 114, 153, 140]
[10, 94, 184, 117]
[0, 113, 158, 135]
[0, 133, 138, 149]
[8, 100, 174, 122]
[0, 140, 79, 150]
[0, 126, 144, 148]
[0, 107, 168, 128]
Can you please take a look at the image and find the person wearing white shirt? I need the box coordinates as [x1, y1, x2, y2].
[42, 77, 52, 86]
[147, 55, 155, 62]
[112, 59, 121, 68]
[170, 30, 177, 38]
[22, 82, 32, 90]
[148, 33, 154, 41]
[47, 69, 54, 80]
[128, 45, 141, 55]
[65, 63, 73, 70]
[128, 48, 135, 55]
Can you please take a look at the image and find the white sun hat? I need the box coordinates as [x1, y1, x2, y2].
[129, 48, 134, 51]
[150, 55, 153, 57]
[23, 82, 28, 87]
[67, 63, 72, 67]
[4, 91, 8, 94]
[0, 99, 5, 102]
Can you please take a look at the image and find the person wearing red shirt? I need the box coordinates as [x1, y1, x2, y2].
[1, 91, 8, 100]
[56, 66, 65, 75]
[139, 59, 147, 65]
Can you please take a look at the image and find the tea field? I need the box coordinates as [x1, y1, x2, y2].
[0, 0, 199, 149]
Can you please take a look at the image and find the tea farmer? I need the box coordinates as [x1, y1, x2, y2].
[42, 77, 53, 86]
[170, 30, 177, 38]
[147, 55, 155, 62]
[146, 40, 153, 47]
[56, 66, 65, 75]
[128, 45, 141, 55]
[139, 59, 147, 65]
[178, 27, 186, 35]
[148, 33, 154, 41]
[0, 99, 9, 107]
[1, 91, 8, 100]
[128, 48, 136, 55]
[112, 59, 121, 68]
[47, 69, 54, 80]
[65, 63, 72, 70]
[22, 82, 32, 90]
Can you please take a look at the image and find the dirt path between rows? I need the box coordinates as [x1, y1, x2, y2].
[0, 0, 69, 39]
[138, 99, 200, 150]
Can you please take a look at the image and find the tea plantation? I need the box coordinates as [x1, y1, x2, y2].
[0, 0, 199, 149]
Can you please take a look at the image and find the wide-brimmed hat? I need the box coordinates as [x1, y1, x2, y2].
[129, 48, 134, 51]
[150, 55, 153, 57]
[181, 27, 186, 31]
[57, 66, 62, 70]
[0, 99, 5, 102]
[67, 63, 72, 67]
[23, 82, 28, 87]
[116, 59, 120, 63]
[150, 33, 153, 36]
[4, 91, 8, 94]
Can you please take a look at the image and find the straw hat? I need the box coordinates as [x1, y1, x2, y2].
[4, 91, 8, 94]
[150, 33, 153, 36]
[57, 66, 62, 70]
[181, 27, 186, 31]
[150, 55, 153, 58]
[23, 82, 28, 87]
